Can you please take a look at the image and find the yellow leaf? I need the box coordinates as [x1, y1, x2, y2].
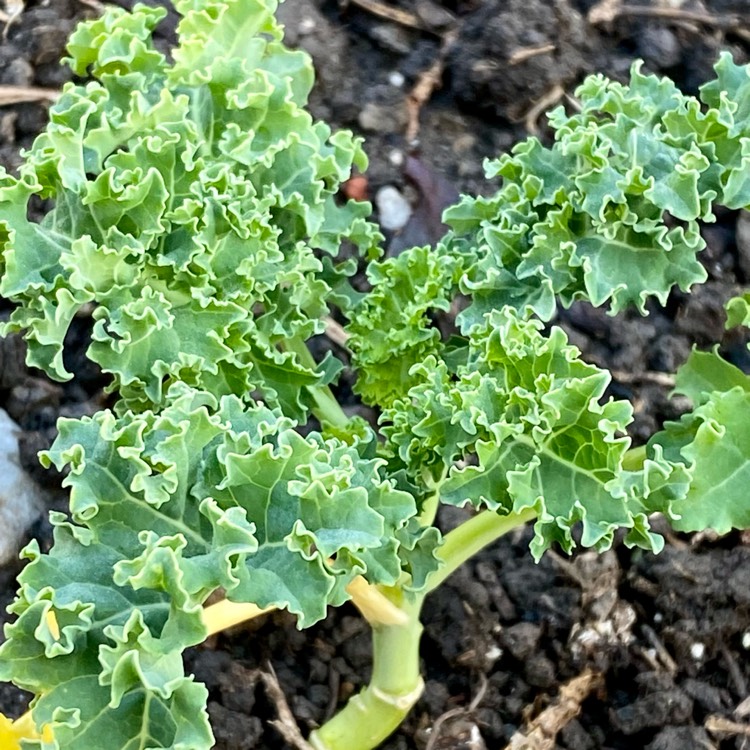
[0, 710, 53, 748]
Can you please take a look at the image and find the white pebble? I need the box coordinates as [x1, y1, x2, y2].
[388, 149, 405, 167]
[298, 17, 316, 35]
[653, 612, 663, 624]
[375, 186, 412, 231]
[742, 631, 750, 650]
[388, 71, 406, 88]
[485, 645, 502, 663]
[690, 642, 705, 660]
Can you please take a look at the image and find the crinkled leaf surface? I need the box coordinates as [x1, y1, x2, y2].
[382, 307, 670, 559]
[649, 387, 750, 534]
[0, 0, 379, 421]
[0, 385, 430, 748]
[673, 348, 750, 406]
[442, 57, 750, 328]
[347, 244, 462, 408]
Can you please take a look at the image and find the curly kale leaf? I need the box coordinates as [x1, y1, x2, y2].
[0, 0, 380, 421]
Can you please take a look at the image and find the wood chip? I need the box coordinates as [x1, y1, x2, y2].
[587, 0, 622, 25]
[610, 369, 675, 388]
[77, 0, 106, 11]
[705, 714, 750, 738]
[503, 669, 604, 750]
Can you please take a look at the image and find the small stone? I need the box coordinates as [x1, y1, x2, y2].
[561, 718, 597, 750]
[0, 57, 34, 86]
[524, 653, 556, 689]
[369, 23, 412, 55]
[388, 149, 405, 167]
[452, 133, 476, 155]
[388, 70, 405, 88]
[484, 644, 502, 664]
[502, 621, 542, 660]
[645, 726, 716, 750]
[298, 16, 316, 35]
[613, 690, 693, 734]
[358, 97, 408, 134]
[637, 26, 682, 70]
[0, 409, 44, 565]
[415, 0, 456, 31]
[690, 642, 705, 661]
[375, 186, 412, 231]
[31, 24, 72, 66]
[742, 630, 750, 650]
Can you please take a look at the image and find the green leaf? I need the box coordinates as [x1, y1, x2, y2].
[726, 291, 750, 329]
[444, 59, 744, 325]
[0, 0, 377, 422]
[673, 348, 750, 406]
[347, 244, 462, 408]
[383, 307, 658, 558]
[649, 388, 750, 534]
[0, 383, 428, 748]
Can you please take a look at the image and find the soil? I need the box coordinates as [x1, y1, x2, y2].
[1, 0, 750, 749]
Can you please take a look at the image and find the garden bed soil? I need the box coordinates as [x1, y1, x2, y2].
[1, 0, 750, 748]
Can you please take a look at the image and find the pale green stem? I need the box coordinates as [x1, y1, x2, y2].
[622, 444, 647, 471]
[424, 506, 537, 594]
[415, 471, 446, 528]
[284, 335, 349, 428]
[309, 594, 424, 750]
[310, 506, 537, 749]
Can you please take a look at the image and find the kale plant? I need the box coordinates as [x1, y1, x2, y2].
[0, 2, 749, 748]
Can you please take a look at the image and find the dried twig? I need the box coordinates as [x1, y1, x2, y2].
[641, 624, 678, 674]
[523, 84, 565, 136]
[0, 85, 60, 106]
[736, 696, 750, 720]
[425, 674, 488, 750]
[503, 669, 604, 750]
[341, 0, 431, 34]
[2, 0, 23, 38]
[260, 662, 315, 750]
[721, 643, 749, 699]
[508, 43, 556, 66]
[588, 1, 750, 42]
[406, 28, 458, 143]
[610, 369, 676, 388]
[323, 315, 349, 348]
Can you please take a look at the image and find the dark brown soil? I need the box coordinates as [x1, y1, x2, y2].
[1, 1, 750, 749]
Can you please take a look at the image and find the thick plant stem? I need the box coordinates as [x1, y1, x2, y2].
[284, 335, 349, 428]
[622, 444, 647, 471]
[424, 507, 537, 594]
[308, 595, 424, 750]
